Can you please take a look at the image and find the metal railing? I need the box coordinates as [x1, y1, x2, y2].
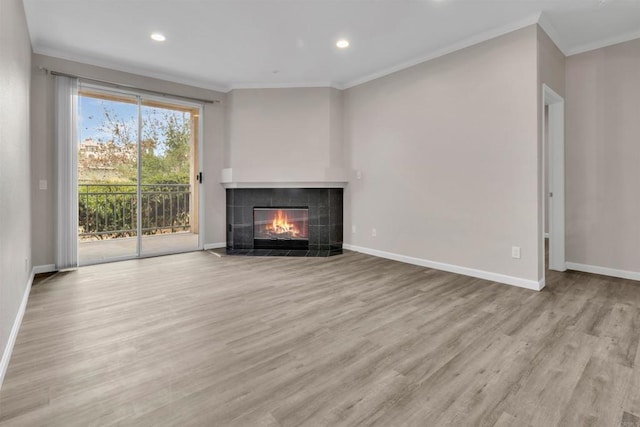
[78, 183, 191, 240]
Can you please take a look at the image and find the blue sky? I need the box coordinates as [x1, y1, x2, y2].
[79, 95, 138, 143]
[78, 95, 191, 149]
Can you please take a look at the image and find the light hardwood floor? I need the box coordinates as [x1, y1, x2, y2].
[1, 250, 640, 426]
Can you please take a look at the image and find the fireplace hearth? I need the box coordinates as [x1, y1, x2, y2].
[226, 188, 342, 257]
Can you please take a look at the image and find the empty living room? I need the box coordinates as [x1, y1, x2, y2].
[2, 0, 640, 425]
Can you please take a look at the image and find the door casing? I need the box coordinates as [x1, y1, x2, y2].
[542, 84, 566, 274]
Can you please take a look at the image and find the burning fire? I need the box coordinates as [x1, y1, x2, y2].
[269, 210, 300, 236]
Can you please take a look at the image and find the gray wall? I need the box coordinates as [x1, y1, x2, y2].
[224, 87, 346, 183]
[565, 38, 640, 274]
[537, 25, 566, 277]
[344, 26, 540, 282]
[537, 26, 566, 98]
[0, 0, 32, 375]
[30, 54, 228, 267]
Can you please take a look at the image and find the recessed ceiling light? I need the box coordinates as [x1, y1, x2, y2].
[336, 39, 350, 49]
[150, 33, 166, 42]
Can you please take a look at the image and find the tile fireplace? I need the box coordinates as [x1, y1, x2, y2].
[226, 188, 342, 256]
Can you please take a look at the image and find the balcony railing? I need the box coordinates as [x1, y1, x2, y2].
[79, 183, 191, 240]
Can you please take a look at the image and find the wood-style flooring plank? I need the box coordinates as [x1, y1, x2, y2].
[557, 356, 632, 426]
[1, 250, 640, 426]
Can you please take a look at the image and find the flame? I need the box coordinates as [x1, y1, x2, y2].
[269, 210, 299, 236]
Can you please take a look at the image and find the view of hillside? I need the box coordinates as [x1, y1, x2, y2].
[78, 95, 196, 240]
[79, 99, 192, 184]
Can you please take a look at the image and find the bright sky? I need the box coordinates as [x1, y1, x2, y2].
[78, 95, 191, 152]
[79, 95, 138, 143]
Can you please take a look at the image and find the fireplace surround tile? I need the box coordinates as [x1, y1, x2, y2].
[226, 188, 343, 256]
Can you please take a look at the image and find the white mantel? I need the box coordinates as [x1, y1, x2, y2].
[221, 182, 347, 189]
[220, 167, 348, 189]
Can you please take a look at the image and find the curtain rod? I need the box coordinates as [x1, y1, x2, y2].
[42, 68, 221, 105]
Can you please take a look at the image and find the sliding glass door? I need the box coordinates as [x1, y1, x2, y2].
[77, 90, 139, 263]
[140, 100, 200, 257]
[77, 86, 201, 265]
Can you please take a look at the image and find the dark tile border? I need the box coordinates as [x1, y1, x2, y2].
[226, 248, 343, 257]
[226, 188, 343, 256]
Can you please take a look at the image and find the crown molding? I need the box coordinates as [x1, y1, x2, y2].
[32, 13, 640, 93]
[341, 13, 543, 89]
[229, 82, 343, 91]
[32, 45, 230, 93]
[565, 28, 640, 56]
[32, 14, 543, 94]
[537, 12, 569, 56]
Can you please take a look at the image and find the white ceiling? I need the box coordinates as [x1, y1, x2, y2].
[22, 0, 640, 92]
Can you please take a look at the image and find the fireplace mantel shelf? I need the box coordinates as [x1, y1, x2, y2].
[220, 167, 348, 189]
[221, 181, 347, 189]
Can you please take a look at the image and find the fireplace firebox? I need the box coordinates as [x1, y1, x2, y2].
[254, 208, 309, 250]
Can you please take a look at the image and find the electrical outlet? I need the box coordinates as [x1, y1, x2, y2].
[352, 225, 356, 234]
[372, 228, 377, 237]
[511, 246, 521, 259]
[356, 170, 362, 180]
[39, 179, 47, 190]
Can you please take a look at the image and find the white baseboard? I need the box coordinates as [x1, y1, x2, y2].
[0, 270, 34, 390]
[566, 262, 640, 282]
[544, 233, 549, 239]
[204, 242, 226, 250]
[33, 264, 56, 274]
[343, 244, 544, 291]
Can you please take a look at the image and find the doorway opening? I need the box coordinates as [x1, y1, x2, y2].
[77, 85, 203, 265]
[542, 84, 566, 278]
